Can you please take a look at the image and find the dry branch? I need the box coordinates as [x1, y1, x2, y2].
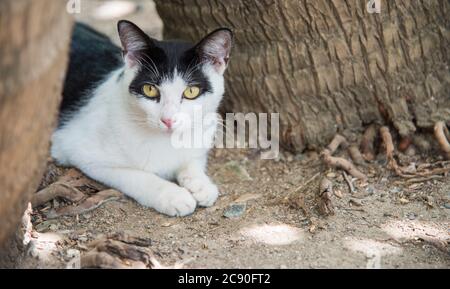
[32, 183, 85, 207]
[80, 232, 174, 269]
[46, 189, 123, 219]
[342, 171, 356, 194]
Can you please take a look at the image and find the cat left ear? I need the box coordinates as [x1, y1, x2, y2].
[196, 28, 233, 74]
[117, 20, 155, 67]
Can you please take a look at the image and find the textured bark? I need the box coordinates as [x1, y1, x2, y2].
[0, 0, 72, 250]
[155, 0, 450, 151]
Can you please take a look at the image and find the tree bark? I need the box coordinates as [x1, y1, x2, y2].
[154, 0, 450, 152]
[0, 0, 73, 255]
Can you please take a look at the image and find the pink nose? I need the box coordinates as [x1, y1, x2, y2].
[161, 118, 173, 129]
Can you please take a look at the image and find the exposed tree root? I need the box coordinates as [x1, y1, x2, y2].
[434, 121, 450, 160]
[46, 189, 123, 219]
[348, 145, 365, 166]
[380, 126, 450, 179]
[317, 177, 334, 216]
[80, 232, 179, 269]
[361, 124, 377, 161]
[398, 137, 412, 152]
[321, 134, 367, 180]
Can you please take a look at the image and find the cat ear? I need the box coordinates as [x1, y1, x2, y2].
[117, 20, 154, 67]
[196, 28, 233, 74]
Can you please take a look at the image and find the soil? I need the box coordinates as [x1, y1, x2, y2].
[16, 1, 449, 269]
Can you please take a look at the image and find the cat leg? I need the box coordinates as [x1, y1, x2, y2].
[81, 166, 197, 216]
[177, 162, 219, 207]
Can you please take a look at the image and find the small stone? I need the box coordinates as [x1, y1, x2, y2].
[407, 213, 416, 220]
[443, 203, 450, 209]
[223, 204, 246, 218]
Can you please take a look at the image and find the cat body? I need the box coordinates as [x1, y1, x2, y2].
[51, 21, 233, 216]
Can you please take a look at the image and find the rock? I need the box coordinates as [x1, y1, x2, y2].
[223, 204, 246, 218]
[443, 203, 450, 209]
[407, 213, 416, 220]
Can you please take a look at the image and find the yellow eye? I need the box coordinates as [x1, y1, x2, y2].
[183, 86, 200, 99]
[142, 84, 159, 98]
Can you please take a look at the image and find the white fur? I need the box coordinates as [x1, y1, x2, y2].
[51, 63, 225, 217]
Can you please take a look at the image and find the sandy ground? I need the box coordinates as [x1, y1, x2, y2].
[18, 1, 449, 269]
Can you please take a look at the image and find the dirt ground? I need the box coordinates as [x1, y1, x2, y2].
[17, 1, 449, 269]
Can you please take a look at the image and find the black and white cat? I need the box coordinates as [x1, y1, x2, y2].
[51, 21, 233, 216]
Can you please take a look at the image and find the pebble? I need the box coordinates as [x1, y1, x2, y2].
[444, 203, 450, 209]
[223, 204, 246, 218]
[407, 213, 416, 220]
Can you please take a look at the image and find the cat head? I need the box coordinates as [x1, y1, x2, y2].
[117, 20, 233, 134]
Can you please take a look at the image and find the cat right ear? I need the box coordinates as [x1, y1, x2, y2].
[117, 20, 154, 67]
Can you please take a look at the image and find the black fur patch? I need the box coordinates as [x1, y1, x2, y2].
[60, 23, 122, 123]
[128, 40, 212, 102]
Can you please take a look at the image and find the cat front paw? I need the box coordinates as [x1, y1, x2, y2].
[178, 175, 219, 207]
[154, 186, 197, 217]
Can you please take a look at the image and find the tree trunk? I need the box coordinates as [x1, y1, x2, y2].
[0, 0, 72, 260]
[154, 0, 450, 152]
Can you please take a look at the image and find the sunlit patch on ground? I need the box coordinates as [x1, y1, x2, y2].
[344, 237, 402, 269]
[28, 232, 64, 263]
[381, 220, 449, 244]
[240, 224, 304, 245]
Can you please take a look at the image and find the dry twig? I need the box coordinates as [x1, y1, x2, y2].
[80, 232, 177, 269]
[46, 189, 123, 219]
